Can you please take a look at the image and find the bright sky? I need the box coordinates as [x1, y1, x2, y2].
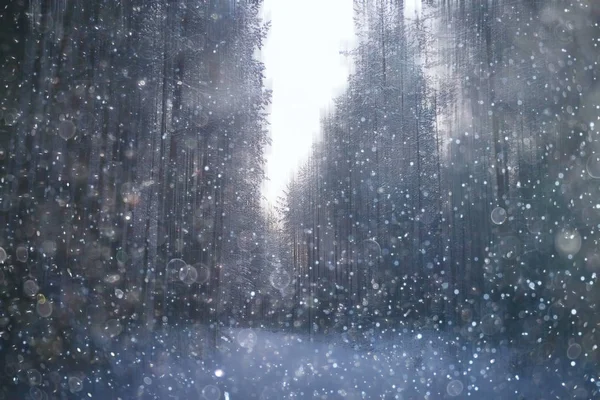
[260, 1, 421, 205]
[260, 0, 356, 205]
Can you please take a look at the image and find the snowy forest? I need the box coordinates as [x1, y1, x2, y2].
[0, 0, 599, 399]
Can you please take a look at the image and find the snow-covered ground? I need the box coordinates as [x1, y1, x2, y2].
[73, 324, 592, 400]
[9, 322, 591, 399]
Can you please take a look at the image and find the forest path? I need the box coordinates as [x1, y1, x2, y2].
[100, 326, 541, 399]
